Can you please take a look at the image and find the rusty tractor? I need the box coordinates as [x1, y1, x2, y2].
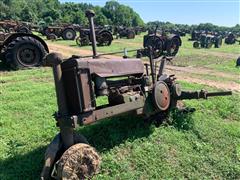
[0, 20, 32, 34]
[115, 26, 136, 39]
[0, 32, 48, 70]
[40, 10, 232, 180]
[76, 27, 113, 46]
[137, 27, 182, 59]
[40, 24, 81, 40]
[225, 33, 240, 45]
[193, 34, 223, 49]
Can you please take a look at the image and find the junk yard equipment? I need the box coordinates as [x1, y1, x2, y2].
[137, 26, 182, 59]
[115, 26, 136, 39]
[40, 24, 81, 40]
[0, 20, 32, 33]
[193, 34, 223, 49]
[40, 10, 232, 180]
[76, 27, 113, 46]
[0, 32, 48, 70]
[225, 32, 240, 45]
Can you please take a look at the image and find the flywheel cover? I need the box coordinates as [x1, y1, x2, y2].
[152, 81, 171, 111]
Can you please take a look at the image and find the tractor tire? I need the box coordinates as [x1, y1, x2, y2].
[47, 33, 57, 40]
[214, 37, 222, 48]
[127, 31, 135, 39]
[236, 57, 240, 67]
[206, 42, 213, 48]
[97, 31, 113, 46]
[166, 37, 180, 56]
[144, 36, 163, 59]
[193, 41, 200, 48]
[53, 143, 101, 180]
[62, 29, 76, 40]
[18, 26, 31, 34]
[5, 36, 47, 70]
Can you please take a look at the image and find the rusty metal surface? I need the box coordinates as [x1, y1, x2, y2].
[152, 81, 170, 111]
[62, 58, 144, 78]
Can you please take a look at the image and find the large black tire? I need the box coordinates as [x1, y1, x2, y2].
[5, 36, 47, 70]
[17, 26, 31, 34]
[236, 57, 240, 67]
[193, 41, 200, 48]
[62, 28, 76, 40]
[166, 37, 180, 56]
[97, 31, 113, 46]
[144, 36, 163, 59]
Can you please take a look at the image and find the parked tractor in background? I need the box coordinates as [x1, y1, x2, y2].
[0, 32, 48, 70]
[225, 33, 240, 45]
[0, 20, 32, 34]
[189, 30, 201, 41]
[115, 26, 136, 39]
[193, 34, 223, 48]
[137, 27, 182, 59]
[40, 24, 81, 40]
[76, 27, 113, 46]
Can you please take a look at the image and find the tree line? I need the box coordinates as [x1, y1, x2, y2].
[0, 0, 239, 33]
[147, 21, 240, 34]
[0, 0, 144, 27]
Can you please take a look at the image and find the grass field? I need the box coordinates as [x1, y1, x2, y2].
[0, 34, 239, 179]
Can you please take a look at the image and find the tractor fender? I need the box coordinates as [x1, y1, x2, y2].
[3, 33, 49, 53]
[167, 34, 182, 46]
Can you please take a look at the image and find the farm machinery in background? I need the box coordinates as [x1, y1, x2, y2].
[224, 32, 240, 45]
[137, 26, 182, 59]
[0, 20, 34, 34]
[114, 26, 136, 39]
[40, 10, 232, 180]
[193, 33, 223, 49]
[40, 24, 81, 40]
[76, 27, 113, 46]
[0, 32, 48, 70]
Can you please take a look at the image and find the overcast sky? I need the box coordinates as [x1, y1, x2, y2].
[60, 0, 240, 27]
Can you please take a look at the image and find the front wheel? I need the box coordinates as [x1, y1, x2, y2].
[5, 36, 47, 70]
[52, 143, 101, 180]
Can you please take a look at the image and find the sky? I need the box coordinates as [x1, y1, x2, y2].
[60, 0, 240, 27]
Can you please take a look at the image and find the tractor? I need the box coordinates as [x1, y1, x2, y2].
[40, 24, 81, 40]
[193, 34, 223, 49]
[40, 10, 232, 180]
[137, 27, 182, 59]
[76, 27, 113, 46]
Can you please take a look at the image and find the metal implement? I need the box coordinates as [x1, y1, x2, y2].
[41, 10, 233, 180]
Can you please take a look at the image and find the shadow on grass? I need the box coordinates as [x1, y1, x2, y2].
[77, 114, 154, 152]
[0, 61, 11, 72]
[0, 110, 194, 179]
[0, 146, 46, 180]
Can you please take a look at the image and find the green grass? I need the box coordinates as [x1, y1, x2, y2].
[0, 34, 239, 179]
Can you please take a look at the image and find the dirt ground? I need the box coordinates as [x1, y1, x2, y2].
[47, 42, 240, 92]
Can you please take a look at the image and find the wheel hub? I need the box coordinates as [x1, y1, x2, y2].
[152, 81, 171, 111]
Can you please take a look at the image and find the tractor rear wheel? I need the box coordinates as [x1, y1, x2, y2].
[167, 37, 180, 56]
[5, 36, 47, 70]
[62, 29, 76, 40]
[97, 31, 112, 46]
[144, 36, 163, 59]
